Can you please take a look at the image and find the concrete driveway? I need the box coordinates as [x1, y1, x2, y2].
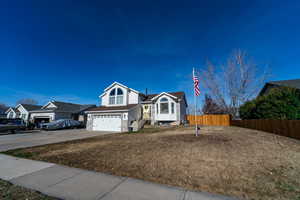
[0, 129, 110, 152]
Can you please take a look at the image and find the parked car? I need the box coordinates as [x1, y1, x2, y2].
[0, 118, 26, 133]
[41, 119, 83, 130]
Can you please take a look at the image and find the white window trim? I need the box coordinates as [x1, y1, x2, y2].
[160, 97, 169, 114]
[109, 87, 124, 105]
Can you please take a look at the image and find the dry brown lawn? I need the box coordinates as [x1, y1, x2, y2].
[5, 126, 300, 200]
[0, 179, 57, 200]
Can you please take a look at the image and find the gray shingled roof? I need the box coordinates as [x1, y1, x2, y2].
[87, 104, 138, 112]
[268, 79, 300, 90]
[21, 104, 42, 111]
[52, 101, 96, 113]
[30, 101, 96, 113]
[51, 101, 82, 112]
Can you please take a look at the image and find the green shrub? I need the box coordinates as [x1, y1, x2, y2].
[239, 87, 300, 120]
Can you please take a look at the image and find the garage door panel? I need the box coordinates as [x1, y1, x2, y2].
[92, 115, 121, 132]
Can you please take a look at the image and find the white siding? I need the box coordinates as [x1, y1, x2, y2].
[128, 90, 139, 104]
[86, 114, 93, 130]
[16, 105, 29, 121]
[101, 94, 109, 106]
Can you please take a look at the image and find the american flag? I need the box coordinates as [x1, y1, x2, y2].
[193, 73, 200, 96]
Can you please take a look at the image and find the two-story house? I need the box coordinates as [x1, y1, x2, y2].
[86, 82, 187, 132]
[6, 104, 42, 123]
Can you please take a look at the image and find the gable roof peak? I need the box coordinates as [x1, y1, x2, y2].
[143, 91, 186, 102]
[5, 107, 16, 114]
[104, 81, 128, 91]
[150, 92, 178, 100]
[100, 81, 140, 97]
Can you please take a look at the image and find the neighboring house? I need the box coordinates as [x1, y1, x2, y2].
[29, 101, 96, 125]
[86, 82, 187, 132]
[17, 104, 42, 122]
[5, 104, 42, 123]
[5, 107, 20, 119]
[259, 79, 300, 96]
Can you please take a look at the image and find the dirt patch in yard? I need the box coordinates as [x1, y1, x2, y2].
[5, 126, 300, 200]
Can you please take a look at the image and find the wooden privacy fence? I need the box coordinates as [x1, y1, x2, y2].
[231, 119, 300, 140]
[187, 114, 231, 126]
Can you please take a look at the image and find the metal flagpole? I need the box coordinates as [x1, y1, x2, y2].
[193, 68, 198, 136]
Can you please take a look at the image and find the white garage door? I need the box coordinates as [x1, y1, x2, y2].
[92, 114, 122, 132]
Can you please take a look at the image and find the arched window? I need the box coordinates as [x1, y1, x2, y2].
[160, 97, 169, 114]
[109, 88, 124, 105]
[160, 97, 168, 102]
[109, 89, 116, 105]
[116, 88, 124, 104]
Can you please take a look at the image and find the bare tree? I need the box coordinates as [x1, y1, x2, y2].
[202, 94, 226, 114]
[201, 49, 269, 119]
[16, 98, 38, 105]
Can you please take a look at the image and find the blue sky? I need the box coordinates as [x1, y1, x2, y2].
[1, 0, 300, 106]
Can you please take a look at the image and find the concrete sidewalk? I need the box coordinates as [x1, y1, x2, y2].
[0, 154, 238, 200]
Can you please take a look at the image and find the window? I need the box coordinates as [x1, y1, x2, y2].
[21, 114, 26, 119]
[171, 102, 175, 114]
[109, 89, 116, 104]
[116, 88, 123, 104]
[160, 97, 169, 114]
[109, 88, 124, 105]
[156, 104, 159, 114]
